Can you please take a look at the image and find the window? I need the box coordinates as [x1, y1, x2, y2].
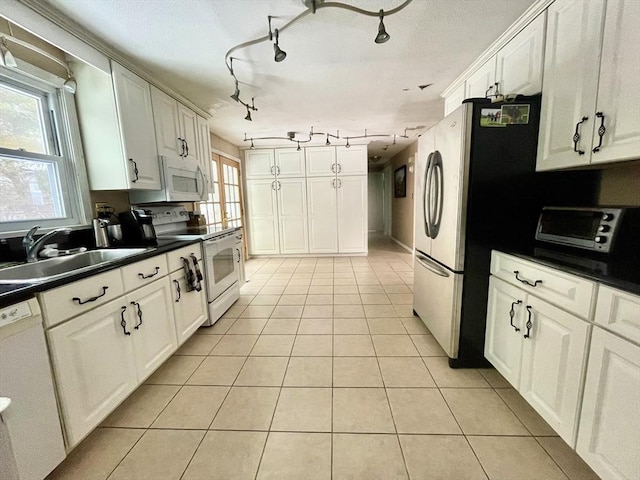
[0, 68, 89, 234]
[198, 153, 244, 230]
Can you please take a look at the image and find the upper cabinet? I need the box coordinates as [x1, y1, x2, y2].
[75, 61, 160, 190]
[245, 149, 275, 179]
[537, 0, 640, 171]
[465, 57, 497, 100]
[275, 148, 306, 177]
[306, 146, 337, 177]
[336, 145, 368, 176]
[245, 148, 305, 179]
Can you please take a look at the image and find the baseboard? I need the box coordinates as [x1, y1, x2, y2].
[390, 237, 413, 253]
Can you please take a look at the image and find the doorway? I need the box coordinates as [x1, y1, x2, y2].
[368, 172, 385, 233]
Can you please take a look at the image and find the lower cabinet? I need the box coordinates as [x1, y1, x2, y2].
[577, 327, 640, 480]
[307, 176, 338, 253]
[485, 276, 590, 446]
[47, 277, 177, 447]
[337, 175, 367, 253]
[170, 271, 208, 345]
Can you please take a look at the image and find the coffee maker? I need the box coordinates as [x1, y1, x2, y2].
[118, 208, 158, 246]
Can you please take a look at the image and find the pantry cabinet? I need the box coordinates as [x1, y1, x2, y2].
[275, 148, 306, 177]
[245, 179, 280, 254]
[276, 178, 309, 254]
[74, 61, 160, 190]
[245, 148, 305, 179]
[307, 176, 338, 253]
[306, 146, 337, 177]
[337, 175, 367, 253]
[537, 0, 640, 171]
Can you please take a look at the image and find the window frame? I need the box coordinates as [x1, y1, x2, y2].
[0, 64, 91, 236]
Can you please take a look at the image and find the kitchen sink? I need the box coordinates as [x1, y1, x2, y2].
[0, 248, 152, 284]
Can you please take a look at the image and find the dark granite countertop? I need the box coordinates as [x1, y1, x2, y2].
[0, 238, 200, 308]
[499, 244, 640, 296]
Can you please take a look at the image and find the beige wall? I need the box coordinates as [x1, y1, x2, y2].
[210, 132, 240, 159]
[390, 141, 418, 248]
[598, 161, 640, 206]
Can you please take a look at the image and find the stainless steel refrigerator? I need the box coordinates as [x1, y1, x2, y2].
[413, 95, 597, 367]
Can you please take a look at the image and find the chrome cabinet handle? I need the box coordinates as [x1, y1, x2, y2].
[130, 301, 143, 329]
[138, 267, 160, 279]
[524, 305, 533, 339]
[337, 164, 342, 174]
[129, 158, 139, 182]
[173, 279, 181, 302]
[331, 163, 336, 173]
[270, 165, 275, 176]
[572, 116, 588, 155]
[509, 300, 522, 332]
[72, 286, 108, 305]
[120, 306, 130, 336]
[272, 181, 276, 190]
[337, 178, 342, 188]
[276, 166, 280, 175]
[513, 271, 542, 287]
[592, 112, 606, 153]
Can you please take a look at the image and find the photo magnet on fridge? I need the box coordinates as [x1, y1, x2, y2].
[500, 104, 530, 124]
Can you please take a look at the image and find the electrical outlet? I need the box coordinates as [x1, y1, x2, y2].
[94, 202, 108, 217]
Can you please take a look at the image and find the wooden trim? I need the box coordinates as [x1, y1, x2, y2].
[210, 147, 241, 164]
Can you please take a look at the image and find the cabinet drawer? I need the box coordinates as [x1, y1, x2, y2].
[121, 255, 168, 292]
[39, 269, 125, 328]
[166, 244, 203, 273]
[594, 285, 640, 344]
[491, 251, 596, 318]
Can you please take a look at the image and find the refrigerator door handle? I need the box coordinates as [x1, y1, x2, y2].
[422, 152, 433, 238]
[416, 253, 450, 278]
[429, 151, 444, 239]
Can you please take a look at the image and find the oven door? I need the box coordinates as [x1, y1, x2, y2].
[163, 156, 206, 202]
[204, 234, 239, 301]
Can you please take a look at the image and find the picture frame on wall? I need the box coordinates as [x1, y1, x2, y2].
[394, 165, 406, 198]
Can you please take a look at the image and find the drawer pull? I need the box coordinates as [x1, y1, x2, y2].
[513, 271, 542, 287]
[173, 279, 181, 302]
[572, 116, 588, 155]
[120, 306, 131, 336]
[138, 267, 160, 279]
[524, 305, 533, 339]
[592, 112, 606, 153]
[129, 158, 140, 182]
[509, 300, 522, 332]
[72, 286, 109, 305]
[130, 301, 143, 329]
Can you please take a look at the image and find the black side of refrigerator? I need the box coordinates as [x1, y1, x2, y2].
[451, 95, 599, 368]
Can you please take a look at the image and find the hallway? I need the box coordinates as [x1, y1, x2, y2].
[47, 236, 597, 480]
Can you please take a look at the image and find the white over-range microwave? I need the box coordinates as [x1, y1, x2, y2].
[130, 155, 208, 203]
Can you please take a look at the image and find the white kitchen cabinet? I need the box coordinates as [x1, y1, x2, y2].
[336, 145, 367, 176]
[537, 0, 639, 171]
[197, 115, 212, 195]
[307, 176, 338, 253]
[178, 102, 200, 163]
[277, 178, 309, 254]
[246, 179, 280, 254]
[306, 146, 337, 177]
[594, 286, 640, 345]
[235, 234, 245, 285]
[577, 327, 640, 480]
[495, 12, 545, 96]
[337, 175, 367, 253]
[74, 61, 160, 190]
[465, 57, 497, 99]
[275, 148, 306, 177]
[169, 272, 207, 345]
[484, 276, 525, 387]
[245, 149, 276, 179]
[444, 83, 465, 116]
[47, 297, 139, 447]
[519, 295, 590, 446]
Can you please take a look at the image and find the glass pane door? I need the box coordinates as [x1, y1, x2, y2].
[221, 160, 243, 229]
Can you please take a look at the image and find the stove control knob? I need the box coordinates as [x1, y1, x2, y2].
[595, 236, 607, 244]
[602, 213, 614, 221]
[598, 225, 610, 233]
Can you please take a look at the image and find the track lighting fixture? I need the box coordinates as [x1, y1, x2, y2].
[375, 9, 391, 44]
[0, 37, 18, 68]
[231, 81, 240, 102]
[63, 70, 77, 93]
[326, 135, 331, 146]
[297, 141, 301, 151]
[245, 106, 252, 121]
[273, 29, 287, 62]
[345, 138, 351, 148]
[250, 139, 255, 149]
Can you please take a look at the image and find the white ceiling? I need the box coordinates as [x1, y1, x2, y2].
[46, 0, 535, 160]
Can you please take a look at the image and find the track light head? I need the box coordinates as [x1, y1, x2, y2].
[250, 139, 255, 149]
[63, 75, 77, 94]
[245, 107, 252, 121]
[230, 82, 240, 102]
[346, 138, 351, 148]
[375, 9, 390, 44]
[326, 135, 330, 146]
[0, 37, 18, 68]
[273, 29, 287, 62]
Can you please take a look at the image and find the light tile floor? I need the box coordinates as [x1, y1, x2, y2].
[47, 235, 599, 480]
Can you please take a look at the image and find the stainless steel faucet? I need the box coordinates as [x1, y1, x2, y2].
[23, 226, 72, 263]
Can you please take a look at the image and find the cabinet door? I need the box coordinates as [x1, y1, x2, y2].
[277, 178, 309, 254]
[275, 148, 305, 177]
[336, 145, 367, 176]
[197, 115, 212, 196]
[47, 298, 138, 447]
[129, 278, 178, 381]
[444, 83, 465, 116]
[496, 13, 545, 95]
[111, 62, 160, 189]
[307, 177, 338, 253]
[464, 56, 496, 99]
[590, 0, 640, 165]
[178, 103, 200, 163]
[594, 285, 640, 344]
[519, 296, 590, 446]
[245, 149, 276, 179]
[536, 0, 604, 171]
[246, 179, 280, 254]
[576, 327, 640, 480]
[169, 271, 207, 345]
[484, 277, 525, 387]
[337, 175, 367, 253]
[306, 146, 337, 177]
[150, 86, 181, 158]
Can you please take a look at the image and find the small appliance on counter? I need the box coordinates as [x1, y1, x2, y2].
[118, 208, 158, 246]
[92, 218, 111, 248]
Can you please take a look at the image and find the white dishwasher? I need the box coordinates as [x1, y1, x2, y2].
[0, 298, 66, 480]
